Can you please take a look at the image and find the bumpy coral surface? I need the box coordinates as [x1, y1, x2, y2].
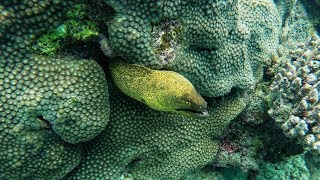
[305, 153, 320, 179]
[257, 155, 310, 180]
[269, 34, 320, 154]
[66, 83, 246, 179]
[0, 0, 110, 178]
[105, 0, 281, 97]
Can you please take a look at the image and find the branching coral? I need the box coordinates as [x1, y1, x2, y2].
[269, 34, 320, 154]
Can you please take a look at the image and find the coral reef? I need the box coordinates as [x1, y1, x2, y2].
[257, 155, 310, 180]
[65, 83, 246, 179]
[268, 34, 320, 154]
[1, 0, 317, 179]
[109, 60, 208, 117]
[214, 135, 260, 173]
[105, 0, 281, 97]
[0, 1, 110, 178]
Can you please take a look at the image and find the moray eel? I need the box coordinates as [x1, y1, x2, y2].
[109, 60, 208, 118]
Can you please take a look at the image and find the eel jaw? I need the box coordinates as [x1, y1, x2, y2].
[176, 102, 209, 118]
[176, 109, 209, 118]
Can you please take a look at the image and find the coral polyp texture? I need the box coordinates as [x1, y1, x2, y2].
[105, 0, 281, 97]
[0, 0, 110, 178]
[268, 34, 320, 154]
[257, 155, 310, 180]
[0, 56, 109, 179]
[66, 84, 246, 179]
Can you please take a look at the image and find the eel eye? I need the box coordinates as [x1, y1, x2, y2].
[186, 102, 191, 106]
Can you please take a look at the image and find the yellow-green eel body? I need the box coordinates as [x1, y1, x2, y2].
[109, 60, 208, 118]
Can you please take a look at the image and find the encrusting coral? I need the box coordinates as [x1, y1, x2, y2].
[0, 0, 110, 178]
[104, 0, 281, 97]
[257, 155, 310, 180]
[66, 83, 247, 179]
[109, 60, 208, 118]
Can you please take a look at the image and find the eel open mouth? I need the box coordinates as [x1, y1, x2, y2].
[176, 109, 209, 118]
[176, 102, 209, 118]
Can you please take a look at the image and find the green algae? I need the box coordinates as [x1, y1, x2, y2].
[32, 4, 99, 55]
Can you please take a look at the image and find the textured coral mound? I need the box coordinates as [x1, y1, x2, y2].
[0, 1, 110, 178]
[66, 83, 246, 179]
[105, 0, 281, 97]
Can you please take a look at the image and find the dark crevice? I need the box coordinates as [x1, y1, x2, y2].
[86, 0, 116, 34]
[191, 46, 218, 54]
[36, 115, 52, 129]
[123, 156, 145, 174]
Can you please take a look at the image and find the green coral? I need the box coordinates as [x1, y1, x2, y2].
[104, 0, 281, 97]
[0, 0, 110, 178]
[33, 3, 99, 55]
[66, 19, 98, 40]
[0, 0, 301, 179]
[257, 155, 310, 180]
[305, 153, 320, 179]
[66, 82, 246, 179]
[65, 4, 99, 40]
[109, 60, 208, 117]
[0, 54, 110, 178]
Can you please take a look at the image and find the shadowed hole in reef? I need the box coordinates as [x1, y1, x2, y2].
[62, 39, 110, 74]
[36, 115, 52, 129]
[206, 87, 243, 108]
[123, 157, 145, 174]
[58, 0, 116, 73]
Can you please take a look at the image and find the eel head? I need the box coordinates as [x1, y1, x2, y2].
[174, 91, 209, 118]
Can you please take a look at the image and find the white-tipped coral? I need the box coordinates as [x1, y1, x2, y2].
[269, 34, 320, 154]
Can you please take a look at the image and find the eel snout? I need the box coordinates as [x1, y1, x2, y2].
[177, 92, 209, 118]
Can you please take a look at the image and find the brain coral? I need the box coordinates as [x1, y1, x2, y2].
[105, 0, 281, 97]
[0, 0, 110, 178]
[66, 83, 246, 179]
[268, 34, 320, 154]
